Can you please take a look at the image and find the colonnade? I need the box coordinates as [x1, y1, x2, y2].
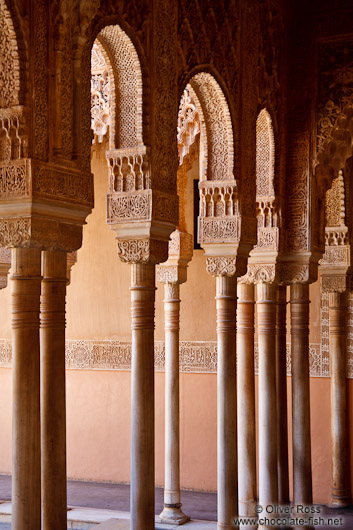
[157, 272, 351, 530]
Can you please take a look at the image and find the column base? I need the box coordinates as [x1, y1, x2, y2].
[158, 506, 190, 525]
[238, 499, 257, 517]
[327, 495, 351, 508]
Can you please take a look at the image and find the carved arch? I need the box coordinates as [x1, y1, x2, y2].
[97, 24, 144, 150]
[316, 105, 353, 196]
[188, 72, 234, 182]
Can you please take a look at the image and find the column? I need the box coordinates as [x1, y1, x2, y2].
[256, 283, 278, 514]
[216, 275, 238, 530]
[276, 285, 289, 504]
[329, 291, 350, 507]
[130, 263, 156, 530]
[11, 247, 42, 530]
[290, 284, 313, 510]
[159, 283, 189, 524]
[237, 282, 256, 518]
[40, 250, 68, 530]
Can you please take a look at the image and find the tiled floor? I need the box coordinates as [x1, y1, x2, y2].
[0, 474, 353, 529]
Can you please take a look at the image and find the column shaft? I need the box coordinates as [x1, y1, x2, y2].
[276, 285, 289, 504]
[329, 291, 350, 507]
[237, 282, 256, 517]
[11, 247, 42, 530]
[290, 283, 312, 506]
[216, 275, 238, 530]
[256, 282, 278, 510]
[130, 263, 156, 530]
[160, 283, 189, 523]
[41, 250, 68, 530]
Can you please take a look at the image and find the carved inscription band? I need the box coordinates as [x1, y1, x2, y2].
[0, 339, 343, 377]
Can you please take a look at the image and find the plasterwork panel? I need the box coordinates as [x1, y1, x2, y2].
[0, 339, 340, 376]
[0, 0, 20, 108]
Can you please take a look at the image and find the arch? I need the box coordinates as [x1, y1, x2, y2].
[256, 109, 275, 199]
[0, 0, 21, 108]
[316, 105, 353, 195]
[96, 24, 144, 150]
[188, 72, 234, 182]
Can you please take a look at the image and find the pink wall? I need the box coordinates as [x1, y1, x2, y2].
[0, 366, 351, 504]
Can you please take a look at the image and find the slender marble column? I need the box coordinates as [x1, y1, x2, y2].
[237, 282, 256, 518]
[256, 283, 278, 515]
[276, 285, 289, 504]
[329, 291, 350, 507]
[159, 282, 189, 524]
[41, 250, 68, 530]
[130, 263, 156, 530]
[11, 247, 42, 530]
[290, 284, 313, 511]
[216, 275, 238, 530]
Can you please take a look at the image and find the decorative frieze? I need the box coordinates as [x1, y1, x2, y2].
[0, 339, 340, 377]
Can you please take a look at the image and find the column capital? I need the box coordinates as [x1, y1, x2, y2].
[0, 158, 93, 251]
[156, 230, 193, 285]
[277, 251, 321, 285]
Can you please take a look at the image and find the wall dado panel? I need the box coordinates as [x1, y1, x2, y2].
[0, 338, 347, 377]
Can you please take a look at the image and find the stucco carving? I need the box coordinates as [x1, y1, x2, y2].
[0, 0, 20, 108]
[177, 85, 200, 166]
[190, 72, 233, 182]
[0, 218, 30, 246]
[206, 256, 236, 277]
[98, 25, 143, 150]
[0, 338, 342, 377]
[91, 41, 112, 143]
[117, 239, 168, 265]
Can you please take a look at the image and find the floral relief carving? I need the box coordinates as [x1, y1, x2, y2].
[206, 256, 236, 277]
[190, 72, 233, 182]
[152, 0, 178, 193]
[0, 338, 341, 377]
[156, 266, 179, 284]
[0, 218, 30, 247]
[33, 0, 49, 160]
[0, 0, 20, 108]
[0, 159, 29, 199]
[91, 41, 111, 143]
[247, 264, 276, 284]
[177, 85, 201, 166]
[117, 239, 168, 265]
[33, 164, 94, 206]
[107, 191, 151, 223]
[98, 24, 143, 150]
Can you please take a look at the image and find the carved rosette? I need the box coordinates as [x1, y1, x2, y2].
[156, 230, 193, 285]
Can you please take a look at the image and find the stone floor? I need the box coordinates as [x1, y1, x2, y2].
[0, 474, 353, 529]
